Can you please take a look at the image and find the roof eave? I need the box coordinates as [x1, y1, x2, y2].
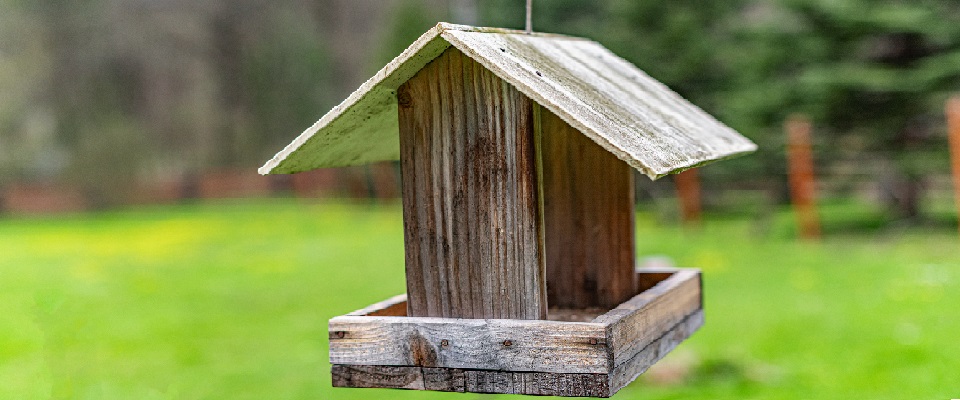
[260, 23, 758, 179]
[258, 23, 455, 175]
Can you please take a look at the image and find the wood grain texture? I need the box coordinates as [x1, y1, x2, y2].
[540, 107, 636, 309]
[463, 369, 610, 397]
[329, 269, 704, 397]
[331, 365, 424, 390]
[595, 270, 702, 367]
[331, 307, 701, 398]
[262, 23, 757, 179]
[331, 365, 611, 397]
[329, 315, 608, 373]
[398, 46, 546, 320]
[608, 309, 704, 393]
[422, 367, 465, 392]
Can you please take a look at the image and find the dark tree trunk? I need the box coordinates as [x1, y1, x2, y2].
[880, 164, 924, 223]
[890, 177, 923, 221]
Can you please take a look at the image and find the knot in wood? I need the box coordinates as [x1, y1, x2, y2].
[409, 333, 438, 366]
[440, 339, 449, 347]
[335, 331, 345, 339]
[397, 89, 413, 109]
[503, 340, 513, 347]
[589, 338, 598, 345]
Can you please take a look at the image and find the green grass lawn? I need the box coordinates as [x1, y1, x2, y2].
[1, 199, 957, 399]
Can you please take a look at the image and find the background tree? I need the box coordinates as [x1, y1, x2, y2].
[732, 0, 960, 220]
[482, 0, 960, 221]
[2, 0, 959, 220]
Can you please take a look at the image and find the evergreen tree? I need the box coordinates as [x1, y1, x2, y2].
[731, 0, 960, 219]
[480, 0, 960, 220]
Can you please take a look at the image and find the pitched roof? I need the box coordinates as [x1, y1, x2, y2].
[259, 23, 756, 179]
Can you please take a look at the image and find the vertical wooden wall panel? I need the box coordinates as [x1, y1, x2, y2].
[540, 108, 637, 309]
[398, 47, 546, 320]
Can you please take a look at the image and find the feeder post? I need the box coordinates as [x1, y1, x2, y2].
[786, 114, 821, 240]
[398, 47, 547, 320]
[947, 96, 960, 238]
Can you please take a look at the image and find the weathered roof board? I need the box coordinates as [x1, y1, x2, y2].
[260, 23, 756, 179]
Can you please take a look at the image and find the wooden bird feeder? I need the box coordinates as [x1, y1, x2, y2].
[261, 23, 756, 397]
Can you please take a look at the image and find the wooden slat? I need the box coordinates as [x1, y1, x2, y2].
[464, 370, 610, 397]
[423, 367, 465, 392]
[330, 269, 703, 397]
[332, 365, 611, 397]
[332, 308, 701, 397]
[346, 294, 408, 317]
[331, 365, 424, 390]
[540, 107, 636, 309]
[329, 315, 608, 374]
[398, 46, 546, 320]
[608, 310, 704, 393]
[595, 270, 701, 366]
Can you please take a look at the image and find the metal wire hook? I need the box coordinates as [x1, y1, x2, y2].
[526, 0, 533, 34]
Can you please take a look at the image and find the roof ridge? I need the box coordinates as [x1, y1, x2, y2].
[435, 22, 588, 41]
[260, 23, 755, 179]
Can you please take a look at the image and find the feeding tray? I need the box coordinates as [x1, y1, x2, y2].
[259, 22, 753, 398]
[329, 268, 701, 397]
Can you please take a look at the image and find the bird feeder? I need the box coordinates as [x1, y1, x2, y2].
[260, 23, 756, 397]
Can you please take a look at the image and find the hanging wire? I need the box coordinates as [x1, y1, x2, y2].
[526, 0, 533, 33]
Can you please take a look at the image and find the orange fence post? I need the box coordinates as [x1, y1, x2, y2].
[674, 168, 702, 226]
[947, 96, 960, 238]
[786, 114, 821, 240]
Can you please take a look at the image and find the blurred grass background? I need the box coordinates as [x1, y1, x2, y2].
[1, 199, 957, 400]
[2, 1, 960, 398]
